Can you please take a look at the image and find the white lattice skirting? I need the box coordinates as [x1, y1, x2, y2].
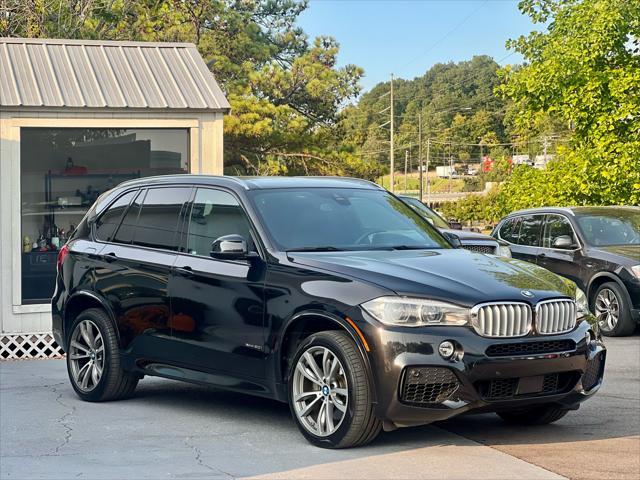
[0, 332, 64, 360]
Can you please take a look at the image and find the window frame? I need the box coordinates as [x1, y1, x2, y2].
[93, 189, 138, 243]
[541, 214, 582, 251]
[182, 186, 266, 261]
[496, 216, 523, 245]
[94, 185, 194, 255]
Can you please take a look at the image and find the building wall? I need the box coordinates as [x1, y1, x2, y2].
[0, 108, 224, 338]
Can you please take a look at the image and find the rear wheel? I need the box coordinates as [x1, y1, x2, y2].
[593, 282, 635, 337]
[66, 308, 138, 402]
[288, 331, 381, 448]
[497, 405, 569, 425]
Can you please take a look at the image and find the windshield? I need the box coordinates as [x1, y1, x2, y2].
[249, 188, 451, 251]
[400, 197, 450, 229]
[576, 210, 640, 246]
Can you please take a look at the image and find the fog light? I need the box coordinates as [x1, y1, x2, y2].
[439, 341, 455, 360]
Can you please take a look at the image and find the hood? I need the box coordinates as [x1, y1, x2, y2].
[596, 245, 640, 265]
[439, 228, 497, 243]
[287, 248, 573, 307]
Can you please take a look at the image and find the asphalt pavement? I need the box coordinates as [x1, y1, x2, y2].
[1, 336, 638, 480]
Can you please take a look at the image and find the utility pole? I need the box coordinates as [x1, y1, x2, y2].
[426, 138, 431, 205]
[418, 112, 423, 201]
[389, 73, 395, 193]
[404, 150, 408, 193]
[448, 140, 453, 194]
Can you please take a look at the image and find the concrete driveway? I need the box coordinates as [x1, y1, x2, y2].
[1, 337, 638, 480]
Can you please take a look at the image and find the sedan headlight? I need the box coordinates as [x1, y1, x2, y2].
[497, 244, 512, 258]
[575, 287, 589, 318]
[362, 296, 470, 327]
[631, 265, 640, 279]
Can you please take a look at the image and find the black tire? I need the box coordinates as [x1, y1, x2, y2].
[497, 405, 569, 425]
[287, 330, 382, 448]
[66, 308, 138, 402]
[593, 282, 635, 337]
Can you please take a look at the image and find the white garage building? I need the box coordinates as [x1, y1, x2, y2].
[0, 37, 230, 359]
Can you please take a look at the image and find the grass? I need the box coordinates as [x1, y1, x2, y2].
[376, 172, 465, 193]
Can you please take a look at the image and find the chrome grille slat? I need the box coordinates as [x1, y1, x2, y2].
[471, 302, 531, 338]
[535, 299, 577, 335]
[472, 299, 576, 338]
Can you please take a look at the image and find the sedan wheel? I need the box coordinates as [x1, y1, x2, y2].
[69, 319, 105, 392]
[292, 346, 348, 437]
[594, 288, 620, 333]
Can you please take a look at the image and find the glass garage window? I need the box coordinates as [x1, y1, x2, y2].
[20, 128, 189, 304]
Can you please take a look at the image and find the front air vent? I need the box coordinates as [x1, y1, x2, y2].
[400, 367, 460, 406]
[535, 299, 577, 334]
[462, 245, 496, 255]
[471, 302, 532, 338]
[486, 339, 576, 357]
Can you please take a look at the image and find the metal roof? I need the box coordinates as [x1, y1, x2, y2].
[0, 37, 230, 111]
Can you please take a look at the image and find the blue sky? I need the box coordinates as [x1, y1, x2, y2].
[298, 0, 540, 92]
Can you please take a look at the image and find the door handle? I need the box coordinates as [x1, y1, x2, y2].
[175, 266, 194, 277]
[103, 252, 118, 263]
[537, 253, 546, 259]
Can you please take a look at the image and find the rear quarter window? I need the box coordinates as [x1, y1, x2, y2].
[95, 190, 137, 242]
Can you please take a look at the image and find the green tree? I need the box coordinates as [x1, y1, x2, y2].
[497, 0, 640, 206]
[1, 0, 370, 177]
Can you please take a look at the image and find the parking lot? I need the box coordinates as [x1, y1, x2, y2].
[1, 336, 638, 480]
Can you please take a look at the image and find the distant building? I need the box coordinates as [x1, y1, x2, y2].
[512, 154, 533, 166]
[534, 154, 555, 169]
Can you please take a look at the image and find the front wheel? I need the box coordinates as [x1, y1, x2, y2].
[497, 405, 569, 425]
[593, 282, 635, 337]
[288, 331, 381, 448]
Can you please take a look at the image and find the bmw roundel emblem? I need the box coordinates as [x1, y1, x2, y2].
[322, 385, 330, 396]
[521, 290, 535, 298]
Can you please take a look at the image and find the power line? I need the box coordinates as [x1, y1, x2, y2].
[397, 0, 490, 73]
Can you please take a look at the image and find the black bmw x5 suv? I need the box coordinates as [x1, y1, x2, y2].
[53, 176, 605, 448]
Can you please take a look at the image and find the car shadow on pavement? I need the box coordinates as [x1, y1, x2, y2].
[130, 373, 638, 447]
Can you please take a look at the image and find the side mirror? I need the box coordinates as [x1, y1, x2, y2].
[210, 234, 249, 259]
[552, 235, 576, 250]
[442, 231, 462, 248]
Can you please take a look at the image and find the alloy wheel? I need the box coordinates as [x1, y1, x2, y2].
[69, 320, 105, 392]
[595, 288, 620, 333]
[292, 346, 348, 437]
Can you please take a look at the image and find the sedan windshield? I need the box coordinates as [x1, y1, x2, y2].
[249, 188, 451, 251]
[400, 196, 450, 229]
[576, 209, 640, 246]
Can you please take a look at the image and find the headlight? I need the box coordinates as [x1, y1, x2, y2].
[631, 265, 640, 279]
[361, 296, 470, 327]
[575, 287, 589, 318]
[497, 244, 512, 258]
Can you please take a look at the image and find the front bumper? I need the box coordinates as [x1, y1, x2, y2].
[356, 315, 605, 428]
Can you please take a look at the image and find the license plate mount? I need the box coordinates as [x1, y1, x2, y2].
[517, 375, 545, 395]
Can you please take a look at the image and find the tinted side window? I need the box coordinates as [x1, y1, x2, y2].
[518, 215, 544, 246]
[500, 217, 522, 244]
[543, 215, 576, 248]
[132, 187, 191, 251]
[95, 191, 136, 242]
[187, 189, 252, 257]
[112, 190, 144, 244]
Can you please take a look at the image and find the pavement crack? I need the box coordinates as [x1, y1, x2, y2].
[49, 384, 75, 456]
[184, 437, 235, 478]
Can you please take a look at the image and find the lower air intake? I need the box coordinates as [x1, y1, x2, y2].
[401, 367, 460, 406]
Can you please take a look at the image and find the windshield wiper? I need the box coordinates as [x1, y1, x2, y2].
[286, 246, 346, 253]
